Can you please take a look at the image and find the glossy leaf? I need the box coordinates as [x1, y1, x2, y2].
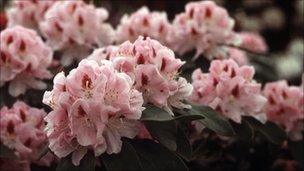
[101, 141, 142, 171]
[144, 121, 178, 151]
[56, 151, 95, 171]
[130, 139, 189, 171]
[244, 117, 286, 145]
[177, 105, 235, 136]
[176, 126, 192, 161]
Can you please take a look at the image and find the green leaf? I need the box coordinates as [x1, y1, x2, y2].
[141, 104, 174, 121]
[56, 151, 95, 171]
[141, 104, 203, 122]
[0, 143, 18, 159]
[244, 117, 286, 145]
[176, 126, 192, 161]
[130, 139, 188, 171]
[288, 140, 304, 168]
[144, 121, 178, 151]
[101, 141, 142, 171]
[177, 105, 235, 136]
[231, 119, 253, 141]
[36, 143, 50, 161]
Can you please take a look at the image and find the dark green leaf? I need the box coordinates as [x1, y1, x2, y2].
[177, 105, 235, 136]
[288, 140, 304, 168]
[244, 117, 286, 145]
[101, 141, 142, 171]
[0, 143, 18, 159]
[176, 126, 192, 161]
[130, 139, 188, 171]
[141, 104, 173, 121]
[141, 104, 203, 122]
[231, 119, 253, 141]
[36, 143, 49, 161]
[144, 121, 177, 151]
[56, 151, 95, 171]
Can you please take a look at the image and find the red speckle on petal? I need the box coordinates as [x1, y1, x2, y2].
[20, 110, 26, 122]
[6, 36, 13, 45]
[215, 106, 223, 113]
[191, 27, 198, 35]
[223, 65, 228, 72]
[78, 15, 84, 26]
[141, 73, 149, 86]
[71, 4, 77, 13]
[1, 51, 8, 63]
[231, 85, 239, 97]
[78, 106, 87, 117]
[213, 78, 218, 86]
[143, 17, 149, 27]
[282, 91, 288, 99]
[197, 92, 203, 98]
[161, 58, 167, 71]
[82, 74, 92, 89]
[24, 138, 32, 147]
[231, 69, 236, 78]
[269, 95, 276, 105]
[7, 121, 14, 134]
[205, 7, 212, 18]
[129, 28, 134, 36]
[54, 22, 63, 32]
[19, 40, 26, 51]
[189, 8, 194, 18]
[159, 24, 164, 33]
[137, 54, 145, 64]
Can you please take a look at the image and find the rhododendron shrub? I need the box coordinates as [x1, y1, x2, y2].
[0, 101, 54, 171]
[238, 32, 268, 54]
[87, 36, 193, 114]
[189, 59, 267, 123]
[42, 59, 144, 166]
[263, 81, 304, 141]
[7, 0, 56, 31]
[0, 26, 53, 97]
[39, 1, 115, 66]
[116, 7, 171, 45]
[1, 0, 302, 170]
[168, 1, 241, 59]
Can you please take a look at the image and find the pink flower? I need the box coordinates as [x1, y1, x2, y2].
[0, 101, 53, 166]
[0, 26, 53, 97]
[189, 59, 267, 123]
[7, 0, 56, 31]
[238, 32, 268, 53]
[168, 1, 241, 59]
[87, 36, 193, 114]
[43, 59, 144, 166]
[227, 48, 248, 66]
[39, 1, 115, 66]
[263, 81, 304, 141]
[116, 7, 171, 45]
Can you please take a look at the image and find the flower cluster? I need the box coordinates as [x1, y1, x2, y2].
[39, 1, 115, 66]
[0, 101, 53, 169]
[7, 0, 56, 31]
[168, 1, 241, 59]
[0, 26, 53, 97]
[43, 59, 144, 166]
[263, 81, 304, 141]
[116, 7, 171, 45]
[189, 59, 267, 123]
[238, 32, 268, 53]
[87, 36, 193, 114]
